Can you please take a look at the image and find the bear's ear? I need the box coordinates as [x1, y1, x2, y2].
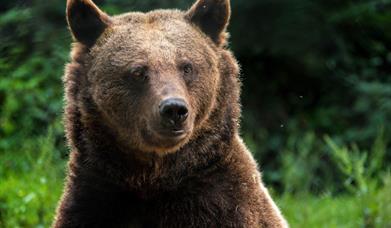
[185, 0, 231, 46]
[66, 0, 112, 46]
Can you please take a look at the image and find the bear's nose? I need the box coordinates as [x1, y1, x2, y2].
[159, 98, 189, 126]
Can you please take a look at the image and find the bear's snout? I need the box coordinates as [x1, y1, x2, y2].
[159, 98, 189, 135]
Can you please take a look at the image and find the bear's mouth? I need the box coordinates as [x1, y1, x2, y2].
[158, 128, 188, 138]
[139, 119, 192, 153]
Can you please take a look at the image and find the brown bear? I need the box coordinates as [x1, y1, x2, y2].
[53, 0, 288, 227]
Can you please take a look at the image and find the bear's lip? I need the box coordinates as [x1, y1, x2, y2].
[158, 128, 188, 139]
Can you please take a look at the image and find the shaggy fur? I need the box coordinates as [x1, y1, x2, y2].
[53, 0, 288, 227]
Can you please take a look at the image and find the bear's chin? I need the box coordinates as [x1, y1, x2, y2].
[137, 127, 192, 155]
[139, 140, 189, 155]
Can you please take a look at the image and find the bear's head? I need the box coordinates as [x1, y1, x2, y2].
[65, 0, 239, 155]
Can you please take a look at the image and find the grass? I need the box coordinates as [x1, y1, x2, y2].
[0, 129, 65, 228]
[277, 181, 391, 228]
[277, 194, 362, 228]
[0, 129, 390, 227]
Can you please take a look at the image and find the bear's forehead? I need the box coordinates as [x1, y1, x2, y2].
[112, 10, 185, 25]
[110, 10, 204, 47]
[92, 10, 215, 68]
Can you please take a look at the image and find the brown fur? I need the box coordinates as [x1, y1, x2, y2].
[53, 0, 288, 227]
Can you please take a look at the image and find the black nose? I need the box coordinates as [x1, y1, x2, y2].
[159, 98, 189, 125]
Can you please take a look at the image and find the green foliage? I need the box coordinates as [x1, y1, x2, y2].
[324, 130, 391, 227]
[238, 0, 391, 182]
[277, 131, 391, 227]
[325, 128, 388, 195]
[0, 5, 68, 150]
[278, 194, 363, 228]
[280, 132, 324, 194]
[0, 122, 65, 227]
[278, 178, 391, 228]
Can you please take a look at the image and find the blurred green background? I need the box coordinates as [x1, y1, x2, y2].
[0, 0, 390, 227]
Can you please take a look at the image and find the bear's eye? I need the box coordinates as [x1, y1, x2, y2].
[182, 63, 193, 76]
[130, 66, 148, 80]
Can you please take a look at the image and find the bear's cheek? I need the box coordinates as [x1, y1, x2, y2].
[188, 72, 219, 126]
[91, 83, 142, 130]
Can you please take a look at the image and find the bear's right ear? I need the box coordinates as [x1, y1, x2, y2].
[66, 0, 112, 46]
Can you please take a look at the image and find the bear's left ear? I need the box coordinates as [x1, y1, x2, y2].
[185, 0, 231, 46]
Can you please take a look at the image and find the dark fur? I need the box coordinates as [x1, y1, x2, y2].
[53, 0, 288, 227]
